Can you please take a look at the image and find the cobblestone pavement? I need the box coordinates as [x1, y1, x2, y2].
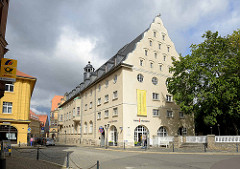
[5, 156, 64, 169]
[5, 145, 240, 169]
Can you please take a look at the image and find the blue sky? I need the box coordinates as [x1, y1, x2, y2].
[5, 0, 240, 115]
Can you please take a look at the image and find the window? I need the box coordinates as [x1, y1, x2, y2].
[69, 111, 71, 120]
[149, 40, 152, 46]
[150, 62, 153, 68]
[84, 122, 87, 133]
[89, 102, 92, 109]
[73, 108, 75, 117]
[89, 121, 93, 133]
[166, 95, 172, 102]
[79, 125, 82, 134]
[113, 91, 118, 100]
[113, 75, 117, 84]
[105, 80, 109, 88]
[158, 44, 161, 49]
[152, 77, 158, 85]
[167, 46, 170, 52]
[97, 112, 101, 119]
[159, 64, 162, 71]
[140, 59, 143, 66]
[167, 110, 173, 118]
[97, 98, 101, 106]
[137, 74, 144, 82]
[113, 108, 118, 116]
[162, 34, 165, 40]
[104, 110, 109, 118]
[163, 55, 166, 61]
[154, 53, 157, 59]
[2, 102, 12, 114]
[77, 107, 80, 116]
[85, 104, 87, 111]
[153, 109, 159, 116]
[5, 83, 14, 92]
[179, 112, 184, 118]
[157, 127, 168, 137]
[152, 93, 159, 100]
[178, 127, 187, 136]
[105, 95, 109, 103]
[98, 84, 101, 91]
[154, 32, 156, 37]
[145, 50, 148, 56]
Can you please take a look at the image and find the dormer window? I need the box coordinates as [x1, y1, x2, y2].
[158, 44, 161, 49]
[150, 62, 153, 68]
[162, 34, 165, 41]
[167, 46, 170, 52]
[149, 40, 152, 46]
[140, 59, 143, 66]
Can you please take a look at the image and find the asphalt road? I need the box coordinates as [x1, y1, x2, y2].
[12, 146, 240, 169]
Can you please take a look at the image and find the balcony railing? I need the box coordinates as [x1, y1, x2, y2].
[73, 115, 80, 122]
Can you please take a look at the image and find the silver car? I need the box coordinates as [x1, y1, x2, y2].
[46, 138, 55, 146]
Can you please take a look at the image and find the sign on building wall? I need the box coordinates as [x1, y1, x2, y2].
[137, 89, 147, 116]
[0, 58, 17, 82]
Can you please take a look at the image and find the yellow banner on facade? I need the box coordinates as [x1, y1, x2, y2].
[137, 89, 147, 116]
[0, 58, 18, 82]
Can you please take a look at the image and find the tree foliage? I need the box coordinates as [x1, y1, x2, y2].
[167, 30, 240, 134]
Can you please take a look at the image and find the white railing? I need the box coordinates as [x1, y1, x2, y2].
[186, 136, 207, 143]
[152, 136, 174, 146]
[215, 136, 240, 143]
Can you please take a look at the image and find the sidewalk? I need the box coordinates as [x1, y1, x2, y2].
[5, 156, 65, 169]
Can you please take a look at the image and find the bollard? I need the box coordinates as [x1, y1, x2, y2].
[19, 141, 20, 147]
[36, 147, 39, 160]
[172, 143, 174, 152]
[97, 160, 100, 169]
[66, 152, 69, 168]
[237, 144, 238, 153]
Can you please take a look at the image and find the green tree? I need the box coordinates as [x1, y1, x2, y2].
[167, 30, 240, 135]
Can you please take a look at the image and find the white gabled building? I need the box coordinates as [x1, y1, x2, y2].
[58, 15, 195, 147]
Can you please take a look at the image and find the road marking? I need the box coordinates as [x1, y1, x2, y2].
[125, 167, 135, 169]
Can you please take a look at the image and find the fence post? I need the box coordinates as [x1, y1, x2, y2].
[36, 147, 39, 160]
[172, 143, 174, 152]
[66, 152, 69, 168]
[236, 144, 238, 153]
[97, 160, 100, 169]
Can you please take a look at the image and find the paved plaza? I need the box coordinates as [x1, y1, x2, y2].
[4, 145, 240, 169]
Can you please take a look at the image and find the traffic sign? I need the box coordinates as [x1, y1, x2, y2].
[28, 127, 31, 133]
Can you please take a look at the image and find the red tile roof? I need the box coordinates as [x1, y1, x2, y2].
[16, 70, 36, 79]
[51, 95, 63, 111]
[37, 115, 48, 127]
[29, 110, 39, 121]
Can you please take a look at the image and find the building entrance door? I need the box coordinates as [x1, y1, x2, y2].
[134, 125, 148, 146]
[0, 125, 18, 144]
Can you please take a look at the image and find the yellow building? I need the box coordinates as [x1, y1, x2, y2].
[0, 70, 36, 145]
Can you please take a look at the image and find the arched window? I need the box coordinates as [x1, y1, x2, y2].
[134, 125, 149, 146]
[89, 121, 93, 133]
[157, 127, 168, 137]
[84, 122, 87, 133]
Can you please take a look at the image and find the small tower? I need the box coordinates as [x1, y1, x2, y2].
[83, 61, 95, 81]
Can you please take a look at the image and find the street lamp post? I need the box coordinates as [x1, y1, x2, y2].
[217, 124, 220, 136]
[104, 123, 110, 149]
[210, 127, 212, 135]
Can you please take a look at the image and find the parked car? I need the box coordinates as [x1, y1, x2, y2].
[46, 138, 55, 146]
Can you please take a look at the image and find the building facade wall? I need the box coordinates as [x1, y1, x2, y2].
[57, 16, 195, 146]
[0, 76, 36, 144]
